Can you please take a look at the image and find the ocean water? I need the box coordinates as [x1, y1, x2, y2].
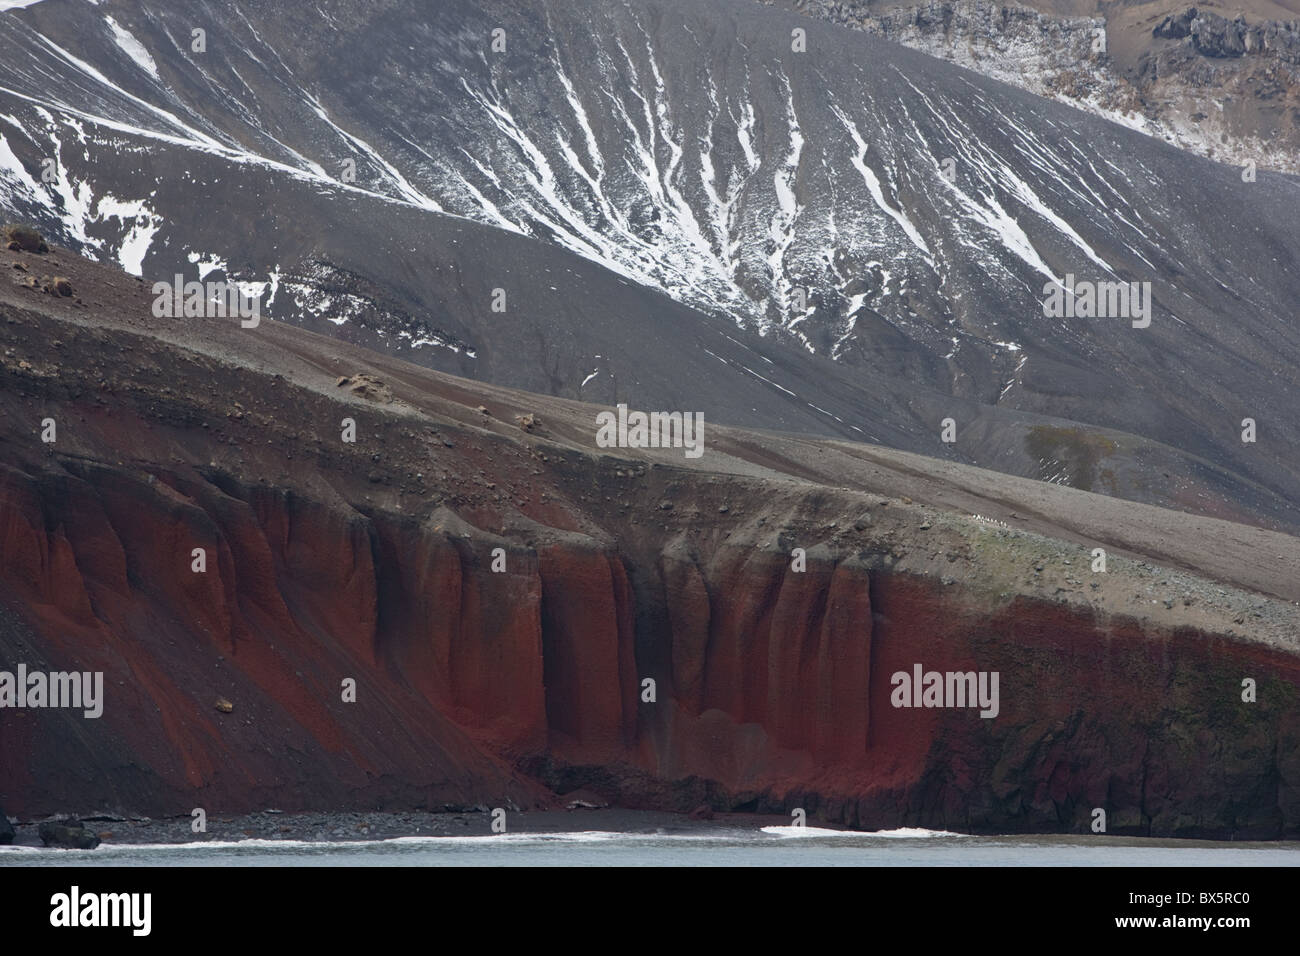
[3, 828, 1298, 866]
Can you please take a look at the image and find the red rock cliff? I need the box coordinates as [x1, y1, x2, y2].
[2, 280, 1298, 838]
[2, 443, 1297, 837]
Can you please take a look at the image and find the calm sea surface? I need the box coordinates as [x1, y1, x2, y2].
[3, 827, 1299, 866]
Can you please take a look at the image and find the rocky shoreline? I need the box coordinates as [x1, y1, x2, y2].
[5, 808, 1300, 851]
[1, 809, 790, 848]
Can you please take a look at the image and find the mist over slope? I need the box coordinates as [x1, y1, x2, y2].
[0, 0, 1297, 531]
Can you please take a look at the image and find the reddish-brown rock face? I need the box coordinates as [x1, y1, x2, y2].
[1, 270, 1297, 839]
[0, 461, 545, 815]
[2, 447, 1298, 838]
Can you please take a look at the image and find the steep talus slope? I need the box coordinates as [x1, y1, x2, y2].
[0, 0, 1298, 534]
[2, 248, 1298, 836]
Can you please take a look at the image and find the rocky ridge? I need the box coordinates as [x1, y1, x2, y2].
[769, 0, 1300, 172]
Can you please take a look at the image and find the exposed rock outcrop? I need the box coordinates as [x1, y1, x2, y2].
[767, 0, 1300, 173]
[1155, 9, 1293, 60]
[38, 818, 100, 849]
[336, 373, 394, 404]
[2, 224, 48, 254]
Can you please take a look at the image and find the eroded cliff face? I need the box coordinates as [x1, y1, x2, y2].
[2, 413, 1297, 836]
[2, 266, 1299, 837]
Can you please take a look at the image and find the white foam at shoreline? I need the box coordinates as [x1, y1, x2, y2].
[1, 825, 976, 854]
[762, 825, 965, 838]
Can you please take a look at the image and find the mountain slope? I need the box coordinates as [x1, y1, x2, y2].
[0, 0, 1297, 535]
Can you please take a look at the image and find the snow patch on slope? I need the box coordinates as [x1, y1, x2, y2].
[105, 16, 159, 81]
[93, 194, 160, 275]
